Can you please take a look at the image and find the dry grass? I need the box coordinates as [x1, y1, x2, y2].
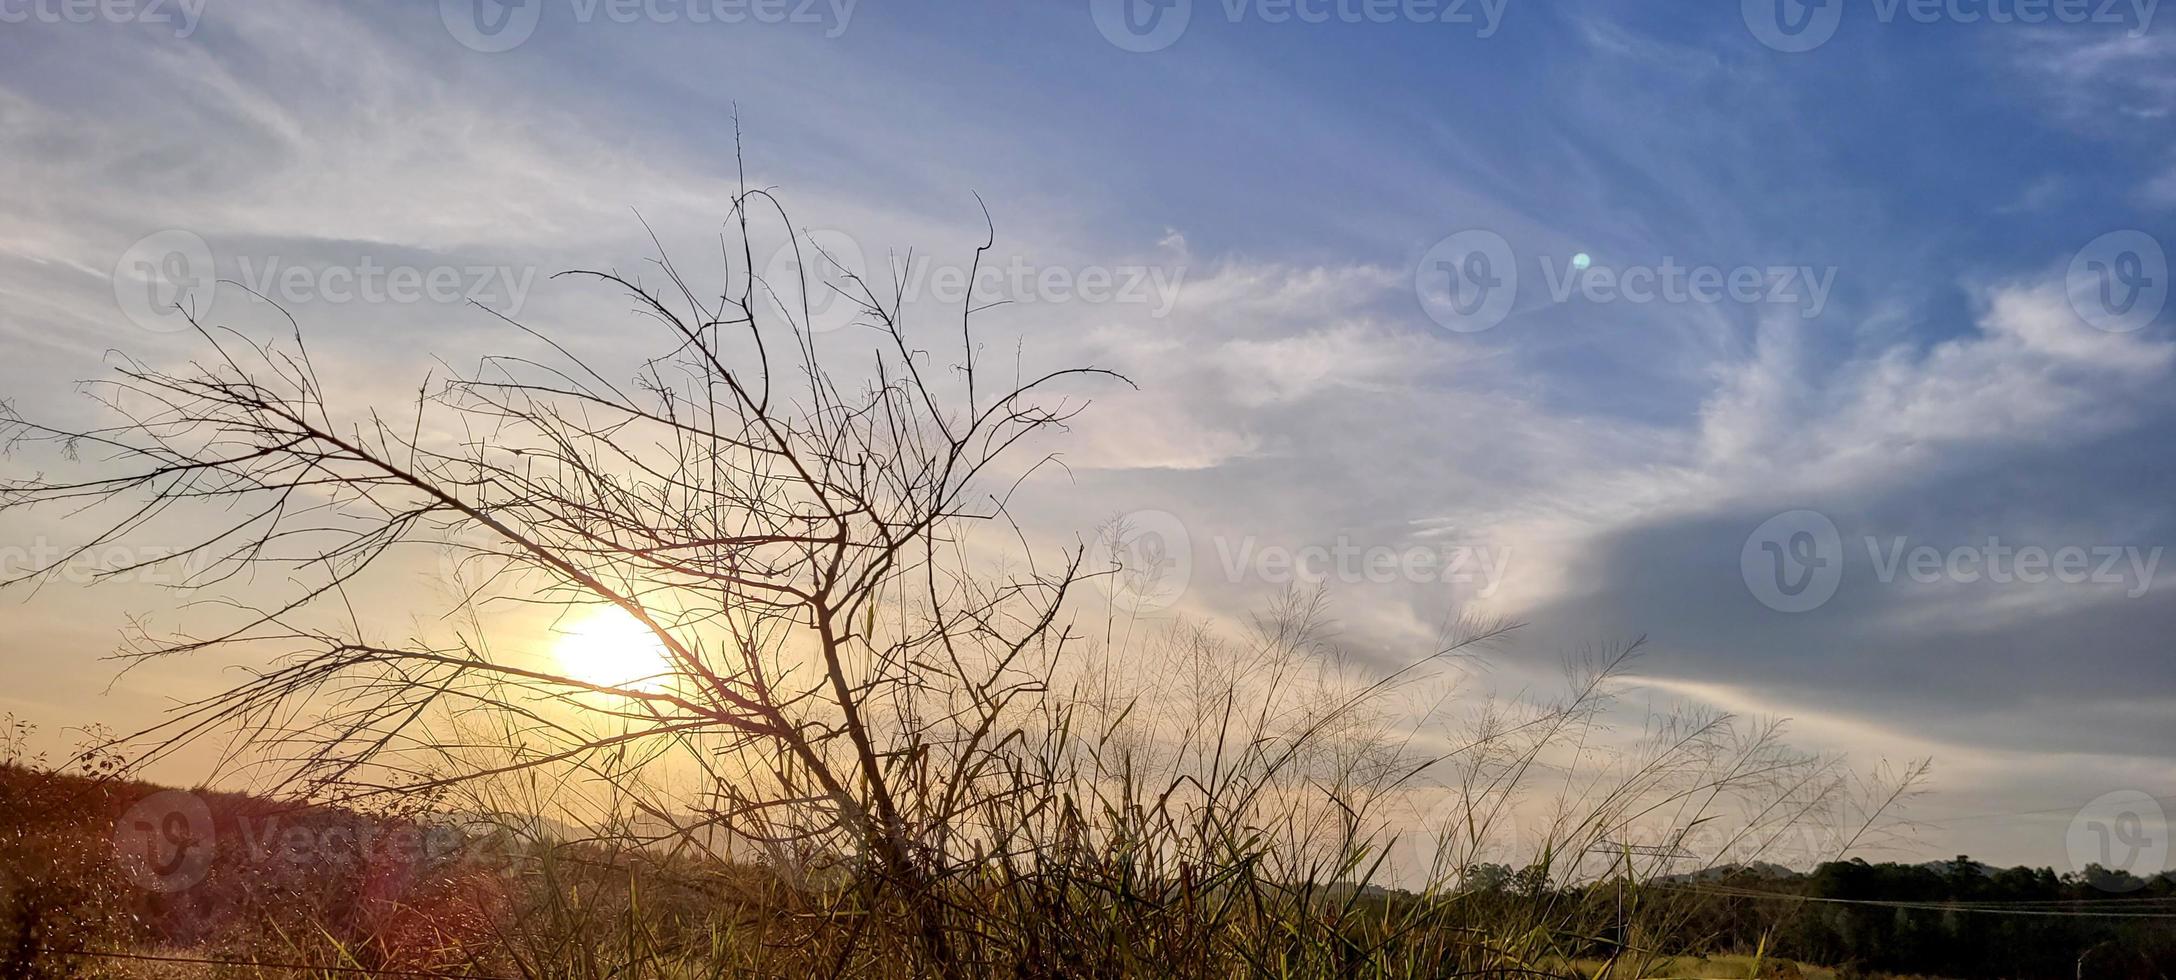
[0, 181, 1920, 978]
[1562, 955, 1948, 979]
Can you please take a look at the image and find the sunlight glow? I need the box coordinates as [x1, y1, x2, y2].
[553, 607, 674, 693]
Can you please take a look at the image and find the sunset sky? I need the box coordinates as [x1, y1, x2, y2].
[1, 1, 2172, 872]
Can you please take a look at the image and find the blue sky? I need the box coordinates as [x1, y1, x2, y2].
[0, 0, 2172, 872]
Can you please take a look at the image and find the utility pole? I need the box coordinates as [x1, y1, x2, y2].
[1588, 837, 1700, 954]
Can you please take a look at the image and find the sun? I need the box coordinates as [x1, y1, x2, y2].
[552, 607, 674, 692]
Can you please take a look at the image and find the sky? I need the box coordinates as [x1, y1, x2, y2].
[0, 0, 2172, 874]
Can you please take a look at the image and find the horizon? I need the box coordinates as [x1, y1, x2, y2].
[1, 0, 2172, 885]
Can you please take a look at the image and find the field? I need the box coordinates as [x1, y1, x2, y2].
[1, 76, 2171, 972]
[11, 754, 2175, 978]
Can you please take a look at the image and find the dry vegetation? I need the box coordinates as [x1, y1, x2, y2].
[1, 181, 1925, 977]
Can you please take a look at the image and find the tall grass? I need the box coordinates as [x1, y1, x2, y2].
[0, 595, 1911, 978]
[357, 592, 1909, 979]
[0, 181, 1918, 977]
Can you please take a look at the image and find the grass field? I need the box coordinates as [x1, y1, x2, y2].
[0, 759, 1988, 980]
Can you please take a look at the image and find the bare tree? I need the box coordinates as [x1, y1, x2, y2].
[1, 181, 1128, 967]
[0, 174, 1924, 976]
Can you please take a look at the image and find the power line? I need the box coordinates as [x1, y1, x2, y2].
[1659, 881, 2176, 907]
[1660, 884, 2176, 907]
[1656, 882, 2176, 919]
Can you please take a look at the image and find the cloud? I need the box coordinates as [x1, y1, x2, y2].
[2011, 29, 2176, 126]
[4, 0, 2173, 871]
[2005, 28, 2176, 208]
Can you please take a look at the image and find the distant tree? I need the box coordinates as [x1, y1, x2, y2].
[1460, 862, 1513, 894]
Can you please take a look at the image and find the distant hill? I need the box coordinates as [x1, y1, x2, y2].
[1655, 860, 1801, 884]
